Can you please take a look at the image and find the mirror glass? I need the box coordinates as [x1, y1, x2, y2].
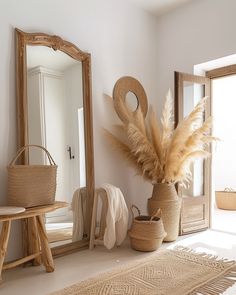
[26, 45, 87, 247]
[125, 91, 139, 112]
[182, 81, 205, 197]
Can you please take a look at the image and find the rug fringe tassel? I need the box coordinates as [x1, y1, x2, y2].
[174, 246, 236, 267]
[190, 267, 236, 295]
[174, 246, 236, 295]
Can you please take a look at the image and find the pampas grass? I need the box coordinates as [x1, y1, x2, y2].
[104, 90, 216, 185]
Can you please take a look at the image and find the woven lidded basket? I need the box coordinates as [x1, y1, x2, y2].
[7, 145, 57, 208]
[128, 205, 166, 252]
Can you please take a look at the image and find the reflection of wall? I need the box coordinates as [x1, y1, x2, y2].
[44, 70, 69, 204]
[27, 67, 71, 206]
[27, 68, 45, 163]
[64, 63, 85, 195]
[78, 108, 86, 187]
[28, 65, 70, 196]
[28, 65, 84, 222]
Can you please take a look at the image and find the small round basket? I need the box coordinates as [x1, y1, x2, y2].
[128, 205, 166, 252]
[216, 188, 236, 210]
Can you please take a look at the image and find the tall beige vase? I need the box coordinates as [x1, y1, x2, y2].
[147, 183, 182, 242]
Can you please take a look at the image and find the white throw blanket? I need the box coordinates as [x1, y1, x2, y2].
[101, 184, 128, 250]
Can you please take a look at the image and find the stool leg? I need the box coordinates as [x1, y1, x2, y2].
[0, 221, 11, 283]
[36, 215, 54, 273]
[89, 191, 98, 249]
[28, 217, 41, 266]
[22, 218, 41, 266]
[98, 193, 108, 239]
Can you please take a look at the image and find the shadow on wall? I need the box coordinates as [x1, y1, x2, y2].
[100, 93, 152, 216]
[0, 27, 17, 206]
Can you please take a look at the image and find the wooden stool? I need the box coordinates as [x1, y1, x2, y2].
[89, 188, 108, 249]
[0, 201, 67, 283]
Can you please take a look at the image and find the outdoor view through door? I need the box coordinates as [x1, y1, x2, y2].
[211, 73, 236, 234]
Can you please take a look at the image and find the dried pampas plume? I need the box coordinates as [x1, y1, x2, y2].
[104, 89, 217, 185]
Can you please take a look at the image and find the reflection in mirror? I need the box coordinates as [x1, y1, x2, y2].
[125, 91, 139, 112]
[27, 45, 87, 247]
[182, 81, 205, 198]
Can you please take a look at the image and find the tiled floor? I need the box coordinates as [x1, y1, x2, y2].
[1, 230, 236, 295]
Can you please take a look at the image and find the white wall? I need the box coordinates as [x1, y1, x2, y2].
[0, 0, 158, 260]
[155, 0, 236, 115]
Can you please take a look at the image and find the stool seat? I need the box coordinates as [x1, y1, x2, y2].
[0, 201, 68, 284]
[0, 206, 25, 215]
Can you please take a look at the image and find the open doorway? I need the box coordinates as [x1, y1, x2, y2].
[175, 62, 236, 236]
[211, 72, 236, 234]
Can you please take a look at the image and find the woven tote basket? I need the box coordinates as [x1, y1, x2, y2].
[128, 205, 166, 252]
[7, 145, 57, 208]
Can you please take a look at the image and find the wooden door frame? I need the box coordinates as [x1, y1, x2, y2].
[206, 64, 236, 79]
[175, 65, 236, 234]
[175, 71, 211, 235]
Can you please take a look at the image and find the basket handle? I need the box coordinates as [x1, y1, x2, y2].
[130, 205, 141, 221]
[9, 145, 56, 166]
[150, 208, 162, 222]
[224, 187, 234, 192]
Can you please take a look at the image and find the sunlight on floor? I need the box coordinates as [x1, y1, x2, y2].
[168, 230, 236, 260]
[212, 207, 236, 234]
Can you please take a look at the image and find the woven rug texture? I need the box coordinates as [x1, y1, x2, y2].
[50, 246, 236, 295]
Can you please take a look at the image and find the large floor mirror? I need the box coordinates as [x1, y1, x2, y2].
[15, 29, 94, 256]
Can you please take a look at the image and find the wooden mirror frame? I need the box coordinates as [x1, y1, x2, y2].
[15, 28, 94, 257]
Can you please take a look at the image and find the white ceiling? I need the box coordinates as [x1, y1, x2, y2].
[129, 0, 193, 16]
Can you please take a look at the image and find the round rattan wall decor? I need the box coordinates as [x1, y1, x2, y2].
[113, 76, 148, 123]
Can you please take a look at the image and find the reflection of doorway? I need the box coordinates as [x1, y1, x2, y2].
[210, 72, 236, 234]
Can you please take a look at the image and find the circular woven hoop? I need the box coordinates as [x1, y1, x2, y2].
[113, 76, 148, 123]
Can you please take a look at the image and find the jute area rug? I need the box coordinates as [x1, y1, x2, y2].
[50, 246, 236, 295]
